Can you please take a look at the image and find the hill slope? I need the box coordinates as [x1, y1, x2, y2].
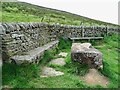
[1, 2, 118, 27]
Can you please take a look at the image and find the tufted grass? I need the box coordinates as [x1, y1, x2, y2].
[1, 11, 42, 22]
[2, 63, 39, 88]
[94, 34, 119, 88]
[2, 34, 119, 88]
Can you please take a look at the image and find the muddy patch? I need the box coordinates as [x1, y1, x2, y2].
[80, 69, 109, 87]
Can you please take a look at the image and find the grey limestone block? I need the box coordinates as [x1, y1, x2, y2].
[71, 43, 103, 69]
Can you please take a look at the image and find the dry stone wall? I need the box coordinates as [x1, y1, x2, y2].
[0, 22, 119, 62]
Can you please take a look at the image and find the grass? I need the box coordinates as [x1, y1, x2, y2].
[2, 63, 39, 88]
[95, 34, 119, 88]
[1, 1, 119, 89]
[2, 34, 119, 88]
[1, 2, 118, 27]
[1, 11, 42, 22]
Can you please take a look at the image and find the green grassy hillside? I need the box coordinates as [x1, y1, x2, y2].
[1, 2, 118, 27]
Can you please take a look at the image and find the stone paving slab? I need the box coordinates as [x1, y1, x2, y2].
[49, 58, 66, 66]
[40, 66, 64, 77]
[58, 52, 68, 57]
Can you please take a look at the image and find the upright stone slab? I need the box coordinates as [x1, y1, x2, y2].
[71, 43, 103, 69]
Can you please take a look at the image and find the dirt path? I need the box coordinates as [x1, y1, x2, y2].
[80, 69, 109, 87]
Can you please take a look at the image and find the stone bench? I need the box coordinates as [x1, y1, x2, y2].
[71, 43, 103, 69]
[69, 37, 103, 42]
[10, 40, 59, 64]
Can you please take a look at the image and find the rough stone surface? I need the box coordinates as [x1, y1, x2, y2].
[80, 69, 109, 87]
[58, 52, 68, 57]
[71, 43, 103, 69]
[11, 40, 59, 64]
[1, 22, 118, 63]
[41, 66, 64, 77]
[49, 58, 66, 66]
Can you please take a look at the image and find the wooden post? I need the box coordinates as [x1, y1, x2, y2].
[81, 26, 82, 37]
[73, 39, 75, 43]
[106, 26, 108, 36]
[82, 26, 84, 37]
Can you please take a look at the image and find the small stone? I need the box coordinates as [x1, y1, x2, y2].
[41, 67, 64, 77]
[0, 24, 6, 35]
[58, 52, 68, 57]
[49, 58, 66, 66]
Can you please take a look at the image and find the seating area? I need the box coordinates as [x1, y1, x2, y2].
[71, 43, 103, 69]
[69, 37, 103, 42]
[10, 40, 59, 64]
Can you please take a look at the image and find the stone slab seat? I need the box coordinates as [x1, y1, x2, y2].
[69, 37, 103, 42]
[70, 37, 103, 40]
[10, 40, 59, 64]
[71, 43, 103, 69]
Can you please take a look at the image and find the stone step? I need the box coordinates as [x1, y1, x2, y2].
[49, 58, 66, 66]
[10, 40, 59, 64]
[58, 52, 68, 57]
[40, 66, 64, 77]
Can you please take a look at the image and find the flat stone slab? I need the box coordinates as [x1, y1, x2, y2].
[49, 58, 66, 66]
[71, 43, 103, 69]
[58, 52, 68, 57]
[11, 40, 59, 64]
[80, 69, 109, 87]
[41, 67, 64, 77]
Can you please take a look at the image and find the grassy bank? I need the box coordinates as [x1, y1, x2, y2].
[1, 2, 118, 27]
[2, 34, 118, 88]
